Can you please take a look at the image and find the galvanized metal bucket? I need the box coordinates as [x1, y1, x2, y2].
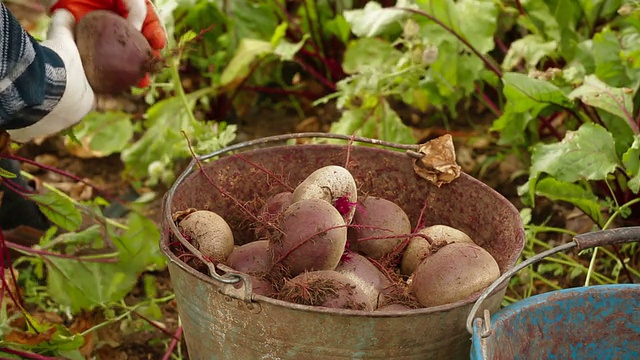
[468, 226, 640, 360]
[160, 133, 526, 360]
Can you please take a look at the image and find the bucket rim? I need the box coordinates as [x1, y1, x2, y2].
[470, 283, 640, 360]
[161, 132, 521, 317]
[470, 284, 640, 354]
[488, 283, 640, 322]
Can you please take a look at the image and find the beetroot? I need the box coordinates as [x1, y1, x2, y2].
[352, 196, 411, 259]
[177, 210, 234, 262]
[291, 165, 358, 224]
[335, 253, 391, 308]
[226, 241, 276, 297]
[226, 240, 273, 275]
[270, 199, 347, 277]
[171, 161, 502, 312]
[75, 10, 162, 94]
[409, 242, 500, 307]
[278, 270, 373, 310]
[255, 192, 293, 239]
[400, 224, 476, 275]
[260, 192, 293, 219]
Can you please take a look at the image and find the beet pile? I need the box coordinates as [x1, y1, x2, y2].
[173, 165, 500, 311]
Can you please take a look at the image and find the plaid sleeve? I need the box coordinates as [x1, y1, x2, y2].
[0, 3, 67, 131]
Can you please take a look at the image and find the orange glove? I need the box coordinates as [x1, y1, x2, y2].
[47, 0, 167, 88]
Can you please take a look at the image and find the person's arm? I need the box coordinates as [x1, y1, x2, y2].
[0, 3, 94, 141]
[1, 0, 166, 143]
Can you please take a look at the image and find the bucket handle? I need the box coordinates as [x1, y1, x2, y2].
[465, 226, 640, 336]
[164, 132, 423, 298]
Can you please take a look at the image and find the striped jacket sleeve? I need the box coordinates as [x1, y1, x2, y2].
[0, 3, 67, 131]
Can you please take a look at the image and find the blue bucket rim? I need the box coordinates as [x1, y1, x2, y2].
[470, 283, 640, 359]
[488, 283, 640, 323]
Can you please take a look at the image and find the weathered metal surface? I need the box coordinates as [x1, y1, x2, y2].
[471, 284, 640, 360]
[161, 143, 526, 360]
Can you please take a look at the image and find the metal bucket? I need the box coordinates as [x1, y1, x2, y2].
[160, 133, 526, 360]
[468, 227, 640, 360]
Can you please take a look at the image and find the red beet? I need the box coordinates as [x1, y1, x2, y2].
[75, 10, 162, 94]
[270, 199, 347, 277]
[278, 270, 373, 310]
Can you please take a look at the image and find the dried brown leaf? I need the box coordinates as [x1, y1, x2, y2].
[412, 134, 461, 186]
[0, 130, 11, 155]
[5, 327, 56, 346]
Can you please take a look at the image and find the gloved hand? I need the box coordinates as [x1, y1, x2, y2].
[8, 1, 167, 143]
[7, 9, 94, 143]
[44, 0, 168, 87]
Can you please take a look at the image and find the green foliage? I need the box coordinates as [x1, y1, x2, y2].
[1, 187, 168, 357]
[623, 135, 640, 192]
[534, 177, 604, 226]
[528, 123, 620, 189]
[0, 167, 17, 178]
[344, 1, 409, 37]
[569, 75, 635, 126]
[316, 0, 501, 143]
[300, 0, 640, 302]
[45, 213, 163, 313]
[502, 72, 573, 111]
[492, 2, 640, 226]
[28, 192, 83, 232]
[0, 318, 86, 359]
[221, 27, 309, 86]
[322, 0, 640, 227]
[71, 111, 134, 157]
[119, 89, 236, 186]
[503, 35, 558, 71]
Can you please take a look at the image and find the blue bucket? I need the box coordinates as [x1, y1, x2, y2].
[468, 227, 640, 360]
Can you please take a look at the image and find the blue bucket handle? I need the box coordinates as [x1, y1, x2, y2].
[465, 226, 640, 336]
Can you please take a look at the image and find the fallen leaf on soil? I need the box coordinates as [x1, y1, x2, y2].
[2, 267, 20, 310]
[0, 130, 11, 155]
[412, 134, 461, 186]
[5, 326, 56, 346]
[295, 116, 323, 133]
[69, 311, 103, 357]
[64, 138, 108, 159]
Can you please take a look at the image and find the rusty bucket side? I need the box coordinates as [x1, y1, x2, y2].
[469, 227, 640, 360]
[161, 133, 527, 360]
